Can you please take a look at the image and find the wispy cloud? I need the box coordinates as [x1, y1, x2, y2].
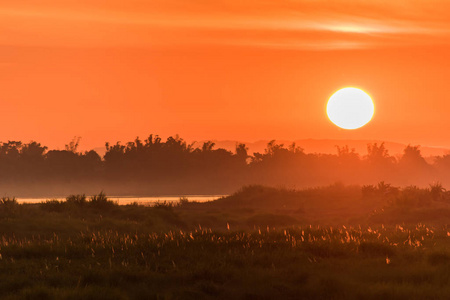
[2, 0, 450, 49]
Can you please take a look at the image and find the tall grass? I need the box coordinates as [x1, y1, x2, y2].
[0, 224, 448, 299]
[3, 184, 450, 298]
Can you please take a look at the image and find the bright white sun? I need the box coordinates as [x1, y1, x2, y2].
[327, 87, 374, 130]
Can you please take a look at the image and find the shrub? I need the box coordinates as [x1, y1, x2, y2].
[153, 201, 174, 210]
[89, 192, 116, 210]
[178, 197, 189, 206]
[0, 196, 18, 206]
[395, 185, 430, 207]
[0, 197, 19, 216]
[66, 194, 87, 207]
[40, 199, 65, 212]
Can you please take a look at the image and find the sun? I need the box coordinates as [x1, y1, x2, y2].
[327, 87, 374, 130]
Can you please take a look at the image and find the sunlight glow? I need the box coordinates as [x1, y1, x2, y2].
[327, 87, 374, 130]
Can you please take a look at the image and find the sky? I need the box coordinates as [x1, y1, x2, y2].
[2, 0, 450, 151]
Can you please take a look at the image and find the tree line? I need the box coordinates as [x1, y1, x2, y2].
[0, 134, 450, 194]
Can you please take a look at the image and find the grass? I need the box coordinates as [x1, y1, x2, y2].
[0, 223, 449, 299]
[1, 184, 450, 298]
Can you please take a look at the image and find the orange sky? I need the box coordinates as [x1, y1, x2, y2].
[2, 0, 450, 150]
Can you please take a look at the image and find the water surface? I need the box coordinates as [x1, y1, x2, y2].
[16, 195, 226, 205]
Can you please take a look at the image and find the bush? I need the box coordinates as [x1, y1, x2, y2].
[40, 200, 65, 212]
[89, 192, 116, 210]
[178, 197, 189, 206]
[66, 194, 87, 207]
[0, 197, 19, 216]
[0, 197, 18, 206]
[153, 201, 175, 210]
[395, 185, 430, 207]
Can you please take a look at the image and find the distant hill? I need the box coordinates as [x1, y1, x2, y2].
[93, 146, 107, 157]
[194, 139, 450, 158]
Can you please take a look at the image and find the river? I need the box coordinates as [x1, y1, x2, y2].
[16, 195, 226, 205]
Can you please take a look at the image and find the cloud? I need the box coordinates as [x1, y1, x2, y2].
[2, 0, 450, 50]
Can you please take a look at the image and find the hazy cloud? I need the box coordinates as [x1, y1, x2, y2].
[2, 0, 450, 49]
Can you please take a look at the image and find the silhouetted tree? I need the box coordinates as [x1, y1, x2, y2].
[335, 145, 359, 163]
[399, 145, 427, 167]
[365, 143, 396, 182]
[366, 143, 395, 165]
[397, 145, 431, 185]
[235, 143, 249, 165]
[429, 182, 445, 201]
[0, 134, 445, 194]
[65, 137, 81, 153]
[201, 141, 215, 152]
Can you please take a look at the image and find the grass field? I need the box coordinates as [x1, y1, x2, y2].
[1, 185, 450, 299]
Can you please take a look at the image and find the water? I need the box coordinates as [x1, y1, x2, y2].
[16, 195, 226, 206]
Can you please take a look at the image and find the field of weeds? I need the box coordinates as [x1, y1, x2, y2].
[1, 185, 450, 299]
[2, 222, 450, 299]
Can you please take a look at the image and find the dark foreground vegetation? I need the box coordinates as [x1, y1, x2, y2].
[2, 185, 450, 299]
[1, 134, 450, 196]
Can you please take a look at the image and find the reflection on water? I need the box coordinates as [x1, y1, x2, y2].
[16, 195, 226, 205]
